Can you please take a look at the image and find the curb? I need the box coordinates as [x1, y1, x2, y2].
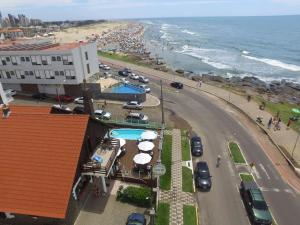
[102, 57, 300, 177]
[195, 204, 200, 225]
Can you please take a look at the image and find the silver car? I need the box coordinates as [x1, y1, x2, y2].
[123, 101, 143, 110]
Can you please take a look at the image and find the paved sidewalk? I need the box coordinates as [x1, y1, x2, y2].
[102, 57, 300, 167]
[158, 129, 195, 225]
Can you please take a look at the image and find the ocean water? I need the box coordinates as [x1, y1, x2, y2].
[141, 16, 300, 83]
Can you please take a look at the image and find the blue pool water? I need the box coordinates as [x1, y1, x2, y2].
[111, 84, 144, 94]
[110, 129, 147, 140]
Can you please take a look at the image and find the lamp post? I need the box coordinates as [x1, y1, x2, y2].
[291, 128, 300, 160]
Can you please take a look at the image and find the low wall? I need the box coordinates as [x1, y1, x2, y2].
[95, 92, 146, 103]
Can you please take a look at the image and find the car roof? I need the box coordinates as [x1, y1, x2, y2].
[129, 101, 138, 104]
[127, 213, 145, 222]
[128, 112, 141, 116]
[94, 110, 103, 113]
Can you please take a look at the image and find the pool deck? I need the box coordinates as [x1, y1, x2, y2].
[118, 138, 159, 180]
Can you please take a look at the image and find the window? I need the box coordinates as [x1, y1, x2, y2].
[29, 71, 34, 76]
[55, 71, 59, 76]
[5, 72, 11, 79]
[85, 51, 88, 60]
[25, 71, 29, 76]
[2, 60, 6, 65]
[41, 56, 48, 65]
[10, 71, 15, 76]
[57, 56, 61, 61]
[31, 56, 37, 65]
[25, 57, 30, 62]
[87, 64, 90, 74]
[60, 71, 64, 76]
[52, 56, 57, 61]
[11, 57, 17, 65]
[21, 57, 25, 62]
[6, 57, 10, 62]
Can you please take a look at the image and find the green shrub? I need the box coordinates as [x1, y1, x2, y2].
[117, 186, 151, 207]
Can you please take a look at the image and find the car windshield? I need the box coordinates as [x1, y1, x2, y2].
[198, 170, 210, 178]
[253, 200, 268, 210]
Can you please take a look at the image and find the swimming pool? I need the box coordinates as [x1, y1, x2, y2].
[111, 84, 144, 94]
[109, 129, 157, 140]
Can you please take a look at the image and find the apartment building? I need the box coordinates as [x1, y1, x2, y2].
[0, 41, 98, 96]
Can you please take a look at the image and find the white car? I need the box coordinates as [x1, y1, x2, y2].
[139, 85, 151, 93]
[52, 104, 72, 112]
[74, 97, 93, 104]
[129, 73, 139, 80]
[138, 76, 149, 83]
[123, 101, 143, 110]
[94, 109, 111, 120]
[5, 89, 17, 96]
[99, 64, 104, 69]
[103, 65, 111, 70]
[126, 112, 149, 123]
[121, 78, 130, 84]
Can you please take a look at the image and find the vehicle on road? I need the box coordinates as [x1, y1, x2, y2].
[170, 81, 183, 89]
[129, 73, 139, 80]
[123, 101, 143, 110]
[126, 112, 149, 124]
[191, 136, 203, 156]
[118, 70, 129, 77]
[103, 65, 110, 70]
[51, 104, 72, 113]
[4, 89, 17, 96]
[73, 106, 85, 114]
[139, 84, 151, 93]
[32, 92, 48, 100]
[138, 76, 149, 83]
[240, 181, 272, 225]
[126, 213, 146, 225]
[94, 109, 111, 120]
[195, 161, 212, 191]
[55, 95, 74, 103]
[74, 97, 94, 104]
[99, 63, 104, 69]
[121, 78, 130, 84]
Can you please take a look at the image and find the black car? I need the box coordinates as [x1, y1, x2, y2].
[73, 106, 85, 114]
[32, 92, 48, 100]
[240, 181, 272, 225]
[118, 70, 129, 77]
[126, 213, 146, 225]
[170, 81, 183, 89]
[191, 136, 203, 156]
[195, 161, 211, 191]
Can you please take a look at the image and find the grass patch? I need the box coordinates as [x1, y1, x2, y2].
[254, 96, 300, 131]
[182, 166, 194, 193]
[98, 51, 150, 67]
[156, 202, 170, 225]
[181, 130, 191, 161]
[160, 134, 172, 190]
[228, 142, 246, 164]
[183, 205, 198, 225]
[239, 173, 254, 182]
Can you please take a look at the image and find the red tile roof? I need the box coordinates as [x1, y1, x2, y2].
[0, 106, 89, 219]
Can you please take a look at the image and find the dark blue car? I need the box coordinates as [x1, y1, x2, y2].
[126, 213, 146, 225]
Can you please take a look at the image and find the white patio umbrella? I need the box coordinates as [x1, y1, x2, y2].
[133, 153, 152, 165]
[141, 131, 158, 140]
[138, 141, 155, 152]
[118, 138, 126, 147]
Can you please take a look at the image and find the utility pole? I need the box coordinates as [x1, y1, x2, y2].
[160, 80, 165, 129]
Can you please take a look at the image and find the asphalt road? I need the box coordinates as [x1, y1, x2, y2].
[146, 78, 300, 225]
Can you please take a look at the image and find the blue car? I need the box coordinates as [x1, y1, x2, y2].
[126, 213, 146, 225]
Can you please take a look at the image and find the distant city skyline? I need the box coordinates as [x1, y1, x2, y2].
[0, 0, 300, 21]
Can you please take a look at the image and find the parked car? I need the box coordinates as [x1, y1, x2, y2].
[103, 65, 110, 70]
[94, 109, 111, 120]
[126, 213, 146, 225]
[123, 101, 143, 110]
[4, 89, 17, 96]
[73, 106, 85, 114]
[126, 112, 149, 124]
[240, 181, 272, 225]
[170, 81, 183, 89]
[74, 97, 93, 104]
[121, 78, 130, 84]
[55, 95, 74, 103]
[103, 72, 112, 77]
[191, 136, 203, 156]
[195, 161, 212, 191]
[99, 63, 104, 69]
[32, 92, 48, 100]
[118, 70, 129, 77]
[138, 76, 149, 83]
[129, 73, 139, 80]
[51, 104, 72, 113]
[139, 85, 151, 93]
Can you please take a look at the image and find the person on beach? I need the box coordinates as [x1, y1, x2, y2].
[247, 95, 251, 102]
[267, 117, 273, 129]
[274, 117, 281, 131]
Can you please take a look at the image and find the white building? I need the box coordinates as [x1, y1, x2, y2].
[0, 41, 98, 96]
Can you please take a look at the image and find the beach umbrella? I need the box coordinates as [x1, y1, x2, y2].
[117, 138, 126, 147]
[141, 131, 158, 140]
[133, 153, 152, 165]
[138, 141, 155, 152]
[292, 108, 300, 114]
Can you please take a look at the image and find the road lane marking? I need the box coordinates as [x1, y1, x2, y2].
[252, 167, 261, 179]
[259, 163, 271, 180]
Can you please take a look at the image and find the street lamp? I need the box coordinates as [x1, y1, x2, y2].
[291, 128, 300, 160]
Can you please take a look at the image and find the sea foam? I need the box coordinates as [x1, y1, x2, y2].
[182, 29, 196, 35]
[243, 55, 300, 72]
